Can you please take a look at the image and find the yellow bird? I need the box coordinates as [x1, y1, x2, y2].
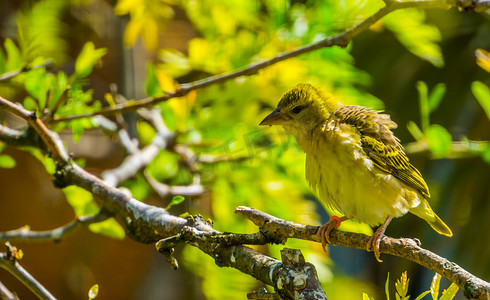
[260, 83, 452, 262]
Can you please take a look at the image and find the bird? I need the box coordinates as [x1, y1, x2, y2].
[259, 83, 452, 262]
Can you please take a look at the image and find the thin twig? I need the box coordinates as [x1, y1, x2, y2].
[51, 0, 456, 123]
[0, 280, 19, 300]
[0, 213, 110, 243]
[0, 243, 56, 300]
[0, 61, 54, 82]
[144, 172, 205, 199]
[100, 111, 175, 187]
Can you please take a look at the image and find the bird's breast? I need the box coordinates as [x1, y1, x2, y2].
[302, 123, 420, 226]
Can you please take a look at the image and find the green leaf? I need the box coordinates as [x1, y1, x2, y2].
[88, 218, 125, 240]
[24, 68, 52, 109]
[439, 283, 459, 300]
[75, 42, 107, 78]
[137, 121, 157, 146]
[167, 195, 185, 209]
[482, 144, 490, 164]
[0, 155, 16, 168]
[63, 185, 99, 216]
[430, 273, 441, 300]
[362, 293, 374, 300]
[426, 124, 452, 158]
[471, 81, 490, 119]
[414, 291, 431, 300]
[28, 149, 57, 174]
[385, 272, 391, 300]
[4, 38, 22, 71]
[384, 9, 443, 67]
[88, 284, 99, 299]
[407, 121, 424, 141]
[428, 83, 446, 112]
[23, 96, 38, 111]
[145, 63, 163, 97]
[16, 0, 67, 64]
[417, 81, 430, 133]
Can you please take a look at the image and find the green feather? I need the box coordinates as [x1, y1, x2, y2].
[334, 105, 430, 197]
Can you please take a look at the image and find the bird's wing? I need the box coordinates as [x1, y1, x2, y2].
[334, 105, 430, 197]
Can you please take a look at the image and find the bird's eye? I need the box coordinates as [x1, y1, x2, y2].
[292, 106, 304, 114]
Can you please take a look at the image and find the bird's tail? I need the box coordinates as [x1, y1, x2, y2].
[410, 199, 453, 237]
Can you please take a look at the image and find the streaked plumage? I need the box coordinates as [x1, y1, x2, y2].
[260, 83, 452, 262]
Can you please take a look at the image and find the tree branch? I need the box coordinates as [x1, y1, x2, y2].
[234, 206, 490, 300]
[0, 213, 110, 243]
[0, 280, 19, 300]
[0, 61, 54, 82]
[1, 87, 489, 298]
[0, 243, 56, 300]
[50, 0, 466, 123]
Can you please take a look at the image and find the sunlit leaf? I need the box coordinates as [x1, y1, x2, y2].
[475, 48, 490, 73]
[88, 284, 99, 299]
[157, 48, 191, 77]
[385, 272, 391, 300]
[431, 273, 441, 300]
[407, 121, 424, 141]
[483, 144, 490, 164]
[137, 120, 157, 146]
[4, 38, 22, 71]
[63, 185, 99, 216]
[166, 195, 185, 210]
[23, 96, 38, 111]
[414, 291, 431, 300]
[123, 19, 143, 46]
[89, 218, 125, 240]
[0, 154, 16, 168]
[362, 293, 374, 300]
[145, 63, 163, 97]
[142, 19, 159, 52]
[16, 0, 67, 64]
[395, 272, 410, 299]
[428, 83, 446, 112]
[75, 42, 107, 78]
[121, 174, 150, 201]
[29, 149, 57, 174]
[439, 283, 459, 300]
[471, 81, 490, 119]
[384, 9, 444, 67]
[426, 124, 452, 158]
[417, 81, 430, 132]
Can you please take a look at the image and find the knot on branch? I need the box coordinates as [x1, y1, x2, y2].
[456, 0, 490, 12]
[3, 242, 23, 262]
[52, 162, 71, 188]
[274, 248, 327, 300]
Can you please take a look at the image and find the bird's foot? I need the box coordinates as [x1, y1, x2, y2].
[366, 215, 393, 263]
[316, 216, 348, 252]
[367, 229, 385, 262]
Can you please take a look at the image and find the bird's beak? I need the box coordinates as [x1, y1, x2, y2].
[259, 107, 289, 126]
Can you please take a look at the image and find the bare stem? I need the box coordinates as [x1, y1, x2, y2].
[0, 243, 56, 300]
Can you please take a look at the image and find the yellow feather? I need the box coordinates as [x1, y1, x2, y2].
[260, 83, 452, 236]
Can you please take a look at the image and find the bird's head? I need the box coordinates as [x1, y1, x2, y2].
[260, 83, 339, 136]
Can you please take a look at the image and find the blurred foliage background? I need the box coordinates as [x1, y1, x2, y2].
[0, 0, 489, 299]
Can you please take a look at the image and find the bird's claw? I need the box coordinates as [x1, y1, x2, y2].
[367, 233, 384, 262]
[316, 216, 343, 252]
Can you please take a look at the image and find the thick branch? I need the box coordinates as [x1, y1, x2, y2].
[235, 206, 490, 300]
